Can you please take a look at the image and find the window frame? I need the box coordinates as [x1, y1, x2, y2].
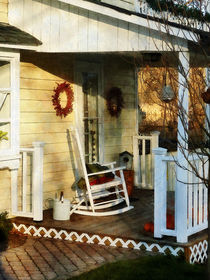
[0, 51, 20, 158]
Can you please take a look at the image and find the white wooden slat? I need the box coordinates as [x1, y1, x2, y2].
[128, 23, 139, 51]
[40, 0, 51, 51]
[8, 0, 24, 28]
[11, 169, 18, 213]
[188, 168, 193, 229]
[193, 171, 198, 227]
[59, 2, 71, 51]
[98, 14, 118, 51]
[68, 5, 79, 51]
[142, 139, 146, 188]
[22, 152, 27, 213]
[87, 11, 98, 52]
[78, 8, 89, 51]
[117, 20, 129, 51]
[32, 0, 42, 40]
[198, 161, 203, 226]
[203, 159, 208, 223]
[23, 0, 34, 35]
[50, 0, 60, 52]
[204, 184, 208, 223]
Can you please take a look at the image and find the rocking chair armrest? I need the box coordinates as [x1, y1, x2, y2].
[87, 166, 126, 177]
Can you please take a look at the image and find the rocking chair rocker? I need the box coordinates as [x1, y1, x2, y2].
[69, 127, 134, 216]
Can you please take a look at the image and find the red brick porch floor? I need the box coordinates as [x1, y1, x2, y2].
[12, 189, 208, 264]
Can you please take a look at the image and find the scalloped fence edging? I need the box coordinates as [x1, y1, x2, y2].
[12, 223, 207, 264]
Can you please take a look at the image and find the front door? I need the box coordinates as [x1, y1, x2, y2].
[75, 62, 104, 164]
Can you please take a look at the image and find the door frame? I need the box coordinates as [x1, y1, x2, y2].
[74, 61, 104, 163]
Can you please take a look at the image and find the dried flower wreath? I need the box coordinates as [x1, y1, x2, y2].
[106, 87, 124, 118]
[52, 82, 74, 118]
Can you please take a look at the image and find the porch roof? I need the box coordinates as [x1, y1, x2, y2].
[57, 0, 208, 43]
[0, 22, 42, 50]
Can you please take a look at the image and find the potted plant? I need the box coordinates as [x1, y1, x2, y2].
[0, 211, 13, 242]
[0, 130, 8, 142]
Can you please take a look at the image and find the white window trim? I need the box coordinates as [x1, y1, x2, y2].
[0, 51, 20, 159]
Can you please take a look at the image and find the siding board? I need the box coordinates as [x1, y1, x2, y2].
[78, 9, 89, 51]
[50, 0, 60, 52]
[59, 2, 72, 51]
[40, 0, 51, 51]
[8, 0, 165, 52]
[88, 11, 98, 51]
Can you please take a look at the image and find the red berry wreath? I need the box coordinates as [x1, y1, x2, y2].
[52, 82, 74, 118]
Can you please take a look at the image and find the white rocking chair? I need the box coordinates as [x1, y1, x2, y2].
[69, 127, 134, 216]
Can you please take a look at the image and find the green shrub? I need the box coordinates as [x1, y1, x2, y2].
[0, 211, 13, 242]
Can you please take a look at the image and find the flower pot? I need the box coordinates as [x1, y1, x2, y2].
[116, 169, 134, 197]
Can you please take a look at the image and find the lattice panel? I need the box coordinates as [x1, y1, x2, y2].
[13, 223, 184, 257]
[189, 240, 208, 264]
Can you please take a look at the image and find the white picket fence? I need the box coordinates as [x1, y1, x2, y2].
[153, 147, 208, 243]
[11, 142, 45, 221]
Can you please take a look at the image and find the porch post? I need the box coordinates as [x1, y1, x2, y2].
[205, 67, 210, 142]
[176, 51, 190, 243]
[32, 141, 45, 221]
[153, 147, 167, 239]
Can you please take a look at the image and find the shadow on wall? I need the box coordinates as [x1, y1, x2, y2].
[21, 52, 75, 83]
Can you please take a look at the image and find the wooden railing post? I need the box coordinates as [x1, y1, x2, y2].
[133, 135, 140, 187]
[32, 141, 45, 221]
[150, 131, 160, 186]
[153, 147, 167, 238]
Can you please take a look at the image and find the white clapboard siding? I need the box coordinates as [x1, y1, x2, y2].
[8, 0, 183, 53]
[0, 0, 8, 23]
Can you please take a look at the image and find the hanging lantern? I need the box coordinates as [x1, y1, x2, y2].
[201, 87, 210, 104]
[160, 70, 175, 103]
[161, 85, 175, 103]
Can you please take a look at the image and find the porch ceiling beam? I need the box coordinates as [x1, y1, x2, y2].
[56, 0, 198, 43]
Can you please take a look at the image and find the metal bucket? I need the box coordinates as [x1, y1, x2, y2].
[53, 198, 71, 220]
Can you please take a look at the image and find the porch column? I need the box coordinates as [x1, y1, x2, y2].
[153, 147, 167, 239]
[205, 68, 210, 142]
[176, 51, 190, 243]
[32, 141, 45, 221]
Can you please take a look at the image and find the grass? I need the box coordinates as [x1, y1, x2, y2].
[68, 254, 207, 280]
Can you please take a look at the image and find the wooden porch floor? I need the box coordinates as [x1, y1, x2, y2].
[12, 189, 207, 248]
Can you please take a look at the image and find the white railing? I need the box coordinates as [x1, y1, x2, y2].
[137, 0, 209, 32]
[11, 142, 45, 221]
[186, 154, 208, 237]
[133, 131, 160, 189]
[153, 147, 208, 243]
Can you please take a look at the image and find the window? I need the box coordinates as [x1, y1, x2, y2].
[75, 62, 104, 164]
[0, 52, 20, 158]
